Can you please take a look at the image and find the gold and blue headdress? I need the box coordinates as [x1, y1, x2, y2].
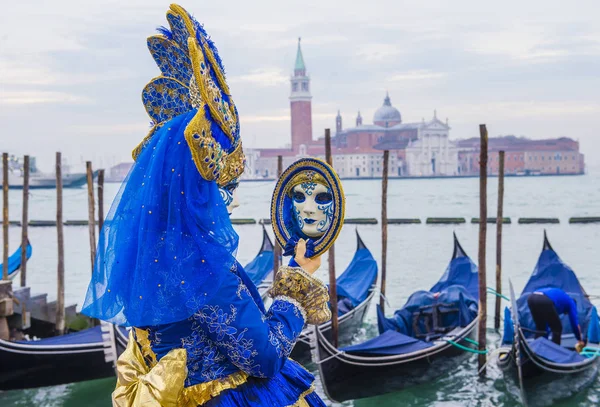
[133, 3, 244, 187]
[82, 4, 243, 327]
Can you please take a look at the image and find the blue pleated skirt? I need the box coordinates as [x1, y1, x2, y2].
[203, 359, 326, 406]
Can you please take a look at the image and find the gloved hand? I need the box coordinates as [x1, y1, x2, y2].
[575, 341, 586, 353]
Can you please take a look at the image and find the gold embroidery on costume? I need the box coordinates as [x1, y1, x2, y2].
[269, 266, 332, 325]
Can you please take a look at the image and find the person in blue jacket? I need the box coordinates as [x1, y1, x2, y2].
[527, 287, 585, 350]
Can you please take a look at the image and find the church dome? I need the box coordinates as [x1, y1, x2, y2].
[373, 93, 401, 127]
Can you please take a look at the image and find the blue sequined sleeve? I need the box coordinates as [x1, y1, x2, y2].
[195, 273, 305, 378]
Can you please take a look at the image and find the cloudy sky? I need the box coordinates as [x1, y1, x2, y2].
[1, 0, 599, 171]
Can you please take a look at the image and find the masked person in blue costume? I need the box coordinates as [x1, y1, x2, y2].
[81, 4, 331, 406]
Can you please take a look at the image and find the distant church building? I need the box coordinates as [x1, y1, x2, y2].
[334, 94, 457, 177]
[246, 39, 582, 179]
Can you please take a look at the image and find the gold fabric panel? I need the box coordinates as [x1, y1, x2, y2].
[112, 330, 187, 407]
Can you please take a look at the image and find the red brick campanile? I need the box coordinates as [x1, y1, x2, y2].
[290, 38, 313, 152]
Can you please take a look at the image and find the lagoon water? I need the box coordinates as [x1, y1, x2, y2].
[2, 172, 600, 406]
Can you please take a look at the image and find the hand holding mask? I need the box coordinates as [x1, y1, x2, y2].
[294, 238, 321, 274]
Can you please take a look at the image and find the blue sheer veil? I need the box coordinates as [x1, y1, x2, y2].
[81, 110, 239, 327]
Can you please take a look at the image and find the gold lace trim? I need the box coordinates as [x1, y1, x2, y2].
[179, 371, 249, 406]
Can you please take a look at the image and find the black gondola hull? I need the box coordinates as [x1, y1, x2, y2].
[315, 319, 478, 402]
[0, 340, 115, 391]
[497, 334, 599, 406]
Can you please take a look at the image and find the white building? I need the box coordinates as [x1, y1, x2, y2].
[405, 113, 458, 176]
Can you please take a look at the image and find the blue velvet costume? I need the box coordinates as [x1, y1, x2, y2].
[81, 5, 330, 406]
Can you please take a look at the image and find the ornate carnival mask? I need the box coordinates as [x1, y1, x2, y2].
[271, 158, 345, 258]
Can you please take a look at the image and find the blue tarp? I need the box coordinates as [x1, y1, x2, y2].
[1, 242, 32, 280]
[508, 236, 594, 342]
[588, 306, 600, 344]
[244, 230, 274, 286]
[336, 244, 378, 307]
[430, 244, 479, 300]
[378, 236, 478, 337]
[342, 329, 433, 355]
[528, 337, 586, 364]
[245, 250, 274, 286]
[378, 286, 478, 337]
[17, 326, 103, 345]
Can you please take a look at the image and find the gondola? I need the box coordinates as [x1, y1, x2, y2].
[244, 226, 275, 300]
[0, 321, 123, 390]
[496, 231, 600, 407]
[312, 233, 479, 402]
[0, 240, 32, 281]
[290, 229, 378, 364]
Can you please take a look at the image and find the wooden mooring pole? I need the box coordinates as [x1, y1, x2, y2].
[325, 129, 339, 347]
[86, 162, 96, 272]
[494, 151, 505, 330]
[380, 150, 389, 313]
[97, 169, 105, 231]
[0, 153, 11, 340]
[21, 155, 30, 287]
[2, 153, 8, 281]
[478, 125, 488, 375]
[56, 153, 65, 335]
[273, 156, 283, 273]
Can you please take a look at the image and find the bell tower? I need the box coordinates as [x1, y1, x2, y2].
[290, 38, 313, 152]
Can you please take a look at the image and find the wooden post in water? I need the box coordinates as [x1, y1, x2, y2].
[21, 155, 30, 287]
[477, 125, 488, 375]
[325, 129, 339, 347]
[380, 150, 389, 313]
[97, 169, 105, 231]
[2, 153, 8, 281]
[86, 162, 96, 272]
[494, 151, 505, 330]
[56, 152, 66, 335]
[273, 156, 283, 273]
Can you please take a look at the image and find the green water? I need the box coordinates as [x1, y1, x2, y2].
[0, 378, 114, 407]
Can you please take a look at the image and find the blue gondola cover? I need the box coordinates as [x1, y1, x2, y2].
[1, 242, 32, 279]
[430, 243, 478, 300]
[244, 229, 274, 286]
[514, 236, 594, 341]
[588, 306, 600, 344]
[17, 326, 103, 345]
[336, 243, 378, 307]
[342, 330, 433, 355]
[378, 236, 478, 337]
[244, 249, 274, 286]
[379, 286, 478, 337]
[528, 337, 586, 364]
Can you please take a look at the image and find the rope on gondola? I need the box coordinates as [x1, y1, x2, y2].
[477, 348, 506, 375]
[487, 287, 509, 302]
[313, 349, 345, 365]
[379, 291, 391, 308]
[445, 339, 488, 354]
